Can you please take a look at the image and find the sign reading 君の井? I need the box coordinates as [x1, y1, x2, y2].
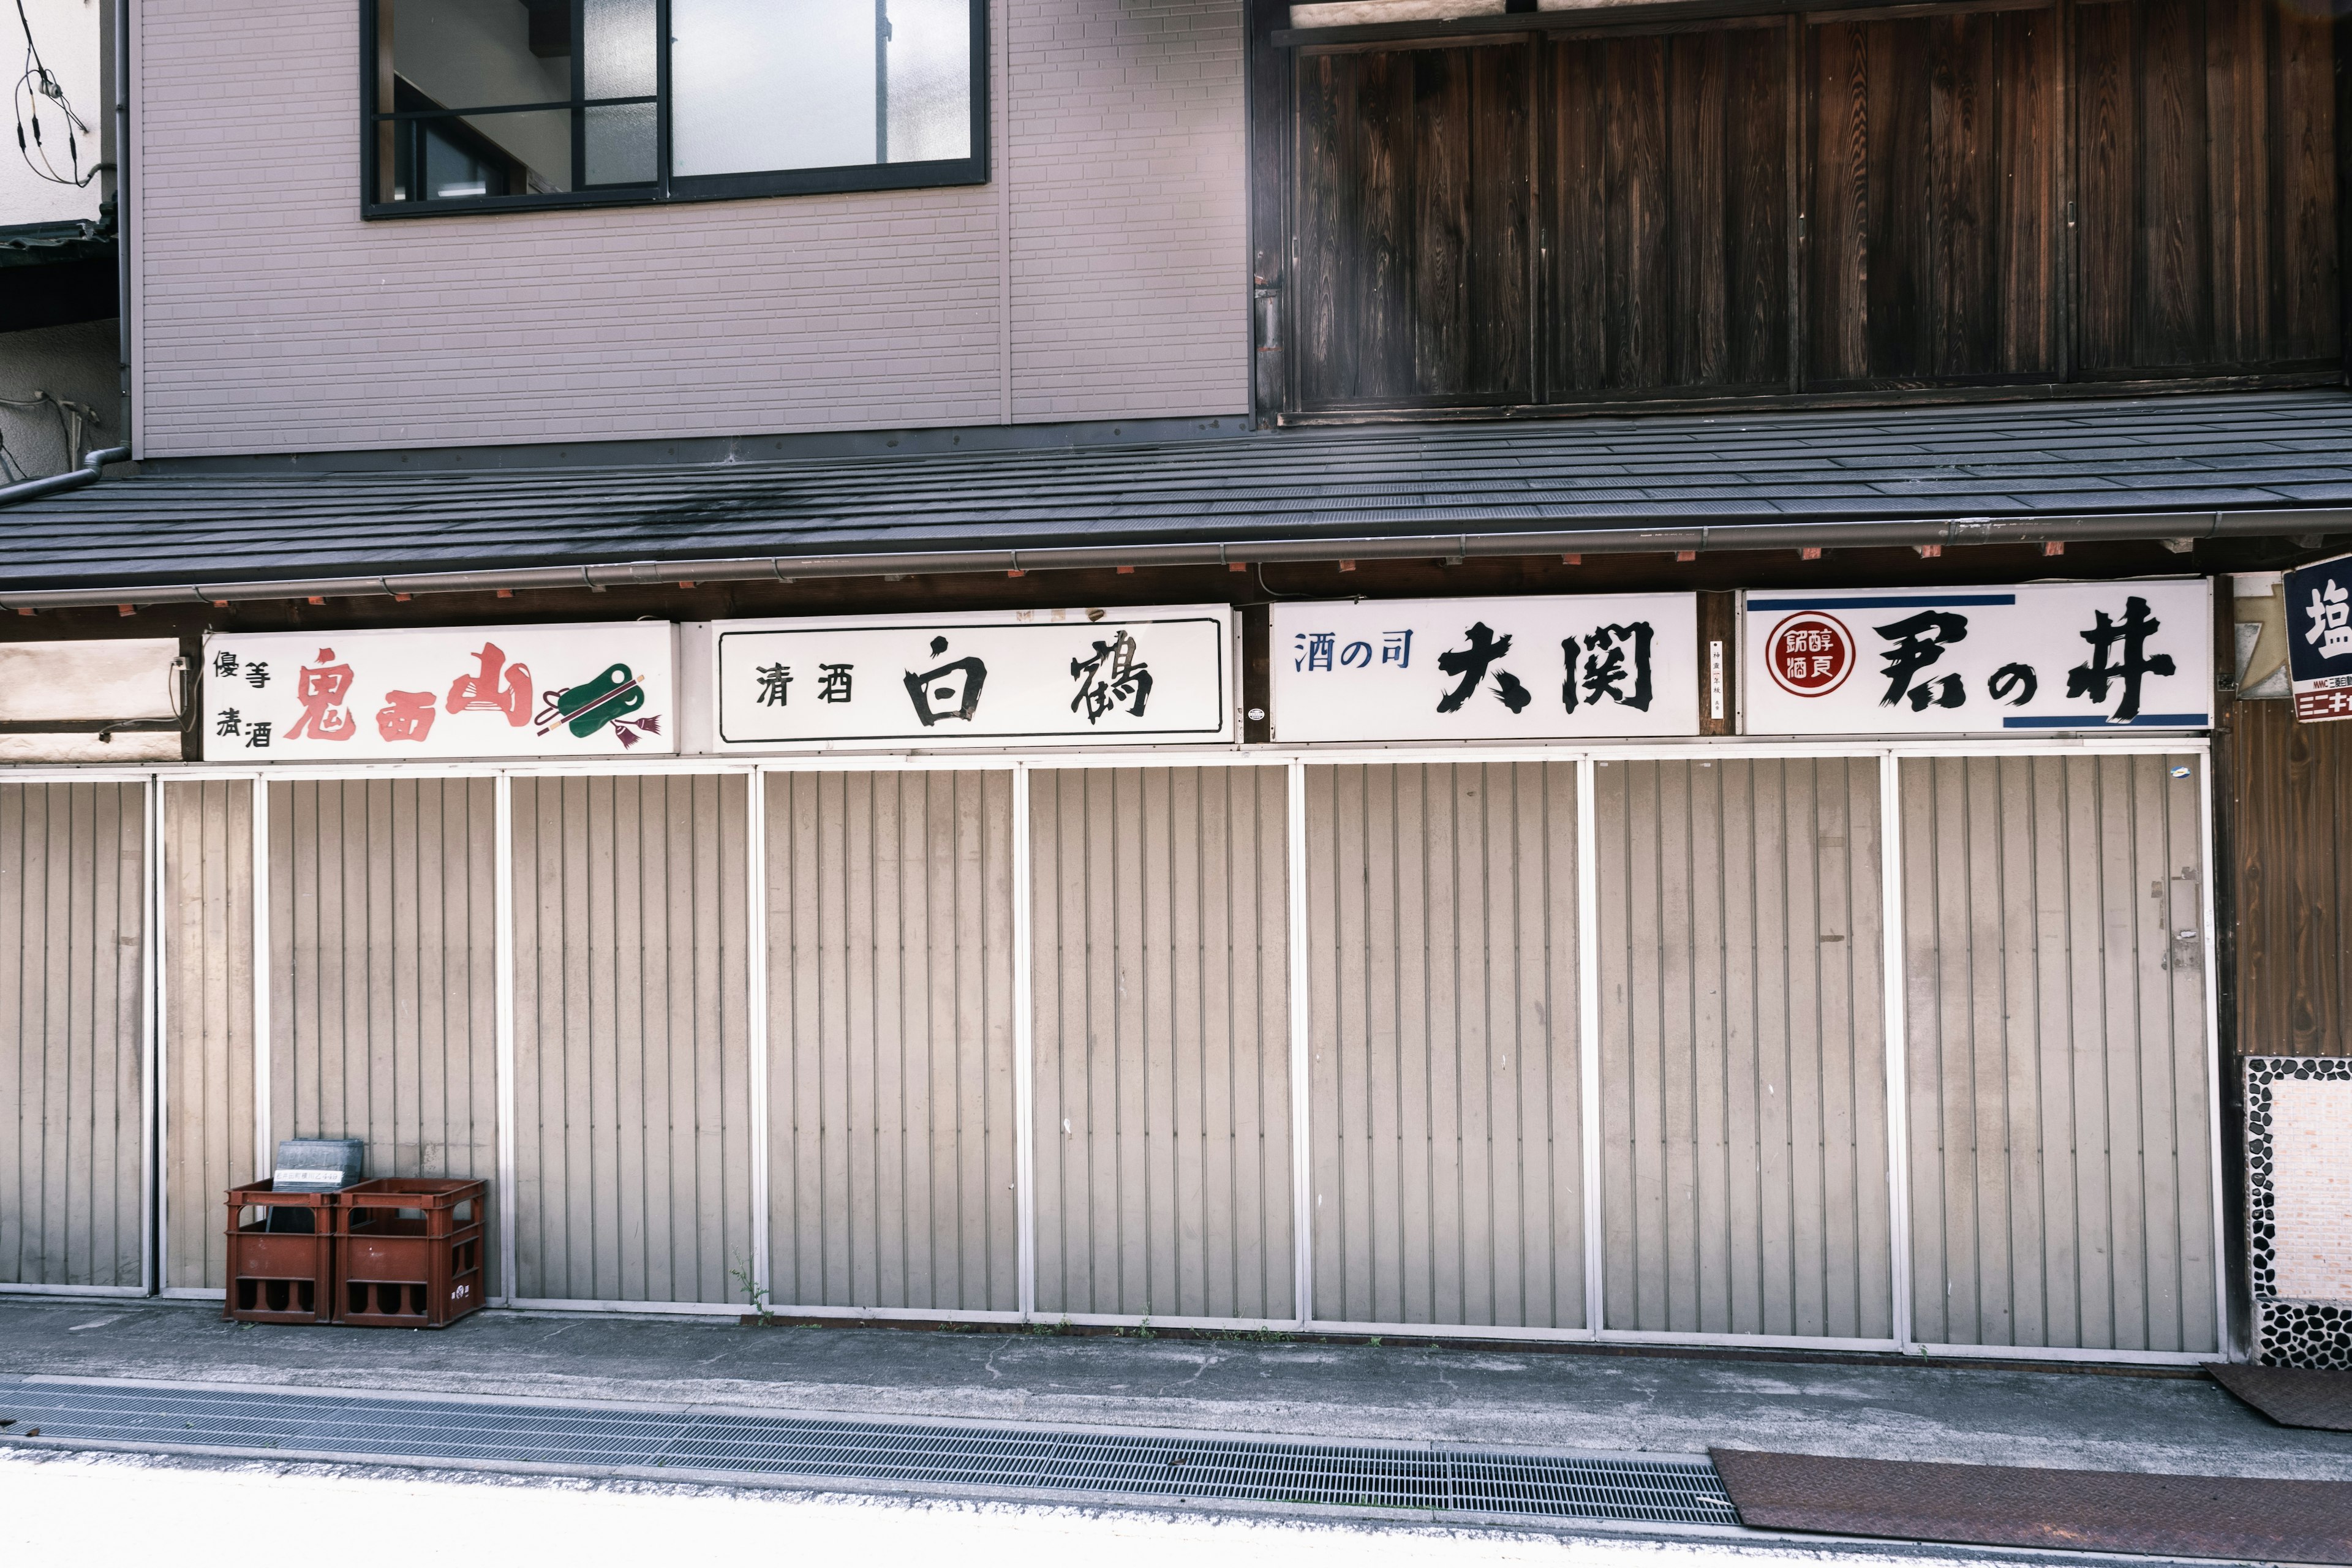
[1740, 581, 2212, 734]
[709, 606, 1234, 749]
[1268, 595, 1699, 742]
[201, 623, 678, 760]
[2285, 552, 2352, 724]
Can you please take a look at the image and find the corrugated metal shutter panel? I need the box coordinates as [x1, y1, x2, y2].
[766, 770, 1019, 1313]
[269, 778, 501, 1295]
[0, 782, 146, 1289]
[162, 780, 257, 1292]
[511, 775, 754, 1305]
[1901, 754, 2218, 1354]
[1593, 757, 1893, 1341]
[1030, 767, 1294, 1321]
[1303, 761, 1586, 1330]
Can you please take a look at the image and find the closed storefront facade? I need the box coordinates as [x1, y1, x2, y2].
[0, 583, 2232, 1363]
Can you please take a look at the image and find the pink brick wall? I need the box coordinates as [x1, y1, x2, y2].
[2275, 1077, 2352, 1302]
[128, 0, 1248, 458]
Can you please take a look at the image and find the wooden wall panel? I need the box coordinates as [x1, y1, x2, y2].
[1031, 767, 1294, 1322]
[511, 775, 753, 1305]
[1901, 756, 2217, 1354]
[2233, 701, 2352, 1058]
[269, 780, 500, 1295]
[2075, 0, 2340, 375]
[1273, 1, 2339, 415]
[1294, 39, 1532, 409]
[1593, 757, 1892, 1341]
[1, 783, 146, 1290]
[1550, 24, 1790, 394]
[766, 771, 1019, 1314]
[1305, 763, 1583, 1330]
[162, 780, 255, 1292]
[1804, 6, 2060, 385]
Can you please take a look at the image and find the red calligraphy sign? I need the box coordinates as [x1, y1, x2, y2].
[376, 690, 438, 743]
[447, 643, 533, 727]
[1763, 612, 1855, 699]
[286, 648, 358, 741]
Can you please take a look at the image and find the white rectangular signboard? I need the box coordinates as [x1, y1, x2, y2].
[710, 606, 1234, 750]
[1269, 594, 1699, 742]
[202, 623, 678, 760]
[1740, 579, 2213, 735]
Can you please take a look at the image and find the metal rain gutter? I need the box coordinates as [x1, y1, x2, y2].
[0, 502, 2341, 613]
[0, 445, 131, 512]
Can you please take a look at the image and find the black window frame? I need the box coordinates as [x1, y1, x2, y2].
[360, 0, 992, 219]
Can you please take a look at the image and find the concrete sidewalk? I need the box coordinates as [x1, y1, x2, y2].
[4, 1297, 2346, 1482]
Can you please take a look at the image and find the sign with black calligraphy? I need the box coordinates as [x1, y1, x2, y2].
[2284, 552, 2352, 724]
[1740, 581, 2212, 734]
[707, 606, 1233, 749]
[200, 623, 678, 760]
[1268, 595, 1699, 742]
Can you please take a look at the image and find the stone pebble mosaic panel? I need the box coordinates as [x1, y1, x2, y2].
[2247, 1057, 2352, 1368]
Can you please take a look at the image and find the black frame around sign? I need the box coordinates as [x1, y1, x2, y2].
[358, 0, 992, 219]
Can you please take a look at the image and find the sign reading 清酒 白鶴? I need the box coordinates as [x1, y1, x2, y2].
[707, 606, 1233, 749]
[201, 623, 677, 760]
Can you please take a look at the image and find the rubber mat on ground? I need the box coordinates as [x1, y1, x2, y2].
[1710, 1447, 2352, 1564]
[2209, 1362, 2352, 1433]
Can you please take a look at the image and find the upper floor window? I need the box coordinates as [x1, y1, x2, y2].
[364, 1, 987, 214]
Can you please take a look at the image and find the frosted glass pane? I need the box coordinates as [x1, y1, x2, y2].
[672, 0, 880, 176]
[584, 0, 657, 98]
[585, 102, 657, 186]
[884, 0, 971, 163]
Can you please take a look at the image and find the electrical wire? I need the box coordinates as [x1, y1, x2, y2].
[14, 0, 103, 188]
[0, 388, 101, 470]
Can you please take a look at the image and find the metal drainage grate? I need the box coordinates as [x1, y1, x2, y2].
[0, 1379, 1737, 1525]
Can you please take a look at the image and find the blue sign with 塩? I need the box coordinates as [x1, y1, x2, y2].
[2284, 552, 2352, 723]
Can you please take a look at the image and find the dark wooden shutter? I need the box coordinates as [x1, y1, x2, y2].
[2073, 0, 2340, 377]
[1294, 39, 1535, 410]
[1803, 6, 2060, 387]
[1547, 23, 1793, 396]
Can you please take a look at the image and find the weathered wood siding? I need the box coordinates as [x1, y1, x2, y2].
[1593, 758, 1893, 1341]
[1030, 767, 1294, 1321]
[1, 782, 146, 1289]
[268, 779, 500, 1295]
[2233, 701, 2352, 1058]
[2075, 0, 2340, 375]
[1278, 0, 2339, 414]
[511, 775, 753, 1305]
[766, 771, 1019, 1314]
[162, 780, 255, 1292]
[1804, 6, 2060, 386]
[1901, 755, 2218, 1353]
[1294, 39, 1533, 410]
[1549, 23, 1791, 396]
[1304, 762, 1585, 1330]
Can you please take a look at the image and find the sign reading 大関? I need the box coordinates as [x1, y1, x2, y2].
[1268, 595, 1699, 741]
[2284, 552, 2352, 723]
[202, 623, 677, 760]
[1740, 581, 2212, 735]
[709, 606, 1234, 749]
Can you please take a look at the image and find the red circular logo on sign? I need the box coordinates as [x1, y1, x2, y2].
[1765, 612, 1855, 698]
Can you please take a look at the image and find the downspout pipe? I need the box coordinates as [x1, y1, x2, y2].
[0, 444, 132, 510]
[113, 0, 130, 455]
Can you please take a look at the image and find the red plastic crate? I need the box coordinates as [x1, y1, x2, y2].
[331, 1178, 487, 1329]
[222, 1182, 339, 1325]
